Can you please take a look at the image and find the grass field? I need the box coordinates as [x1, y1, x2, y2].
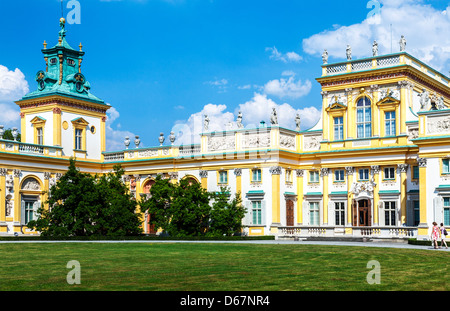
[0, 242, 448, 291]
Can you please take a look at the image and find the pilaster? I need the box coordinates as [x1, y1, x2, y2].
[371, 165, 380, 225]
[345, 167, 354, 226]
[296, 169, 304, 225]
[321, 168, 329, 225]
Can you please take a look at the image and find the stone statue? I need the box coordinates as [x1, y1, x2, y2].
[399, 35, 406, 52]
[419, 89, 430, 111]
[158, 133, 165, 146]
[372, 40, 378, 57]
[124, 136, 130, 149]
[346, 45, 352, 61]
[236, 111, 243, 129]
[322, 49, 328, 64]
[169, 131, 176, 145]
[134, 135, 141, 148]
[5, 197, 12, 217]
[295, 114, 301, 131]
[270, 108, 278, 125]
[204, 115, 210, 132]
[437, 96, 446, 110]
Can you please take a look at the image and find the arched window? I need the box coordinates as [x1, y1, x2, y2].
[356, 97, 372, 138]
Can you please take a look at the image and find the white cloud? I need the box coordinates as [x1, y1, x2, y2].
[205, 79, 229, 93]
[237, 93, 321, 130]
[0, 65, 29, 127]
[263, 75, 312, 99]
[172, 93, 321, 145]
[171, 103, 235, 145]
[266, 47, 303, 63]
[105, 106, 137, 151]
[302, 0, 450, 71]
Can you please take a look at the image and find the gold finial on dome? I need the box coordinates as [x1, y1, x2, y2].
[60, 17, 66, 25]
[79, 42, 83, 52]
[43, 40, 47, 49]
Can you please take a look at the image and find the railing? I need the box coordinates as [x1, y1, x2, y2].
[278, 226, 418, 239]
[179, 144, 201, 157]
[322, 52, 450, 88]
[18, 143, 44, 155]
[103, 152, 124, 162]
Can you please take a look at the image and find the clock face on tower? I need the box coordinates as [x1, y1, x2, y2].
[36, 71, 46, 91]
[74, 73, 85, 93]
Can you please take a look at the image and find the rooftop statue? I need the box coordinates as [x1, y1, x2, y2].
[399, 35, 406, 52]
[372, 40, 378, 57]
[322, 49, 328, 64]
[270, 108, 278, 125]
[346, 45, 352, 61]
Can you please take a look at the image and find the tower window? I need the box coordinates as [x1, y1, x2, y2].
[75, 129, 83, 150]
[67, 59, 75, 66]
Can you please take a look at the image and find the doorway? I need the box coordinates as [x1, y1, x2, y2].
[357, 199, 371, 227]
[286, 200, 294, 227]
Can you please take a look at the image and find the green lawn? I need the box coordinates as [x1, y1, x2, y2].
[0, 242, 447, 291]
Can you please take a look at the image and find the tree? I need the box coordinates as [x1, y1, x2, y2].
[28, 158, 98, 237]
[209, 187, 245, 237]
[140, 178, 246, 237]
[2, 128, 21, 142]
[93, 165, 143, 236]
[28, 159, 143, 237]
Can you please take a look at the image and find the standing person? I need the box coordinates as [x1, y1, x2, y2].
[431, 222, 440, 249]
[439, 223, 448, 249]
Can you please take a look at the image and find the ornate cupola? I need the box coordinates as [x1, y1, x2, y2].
[15, 19, 110, 161]
[21, 18, 102, 104]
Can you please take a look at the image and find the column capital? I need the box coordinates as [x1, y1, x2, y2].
[417, 158, 427, 167]
[234, 168, 242, 176]
[295, 169, 304, 177]
[397, 164, 408, 173]
[269, 166, 282, 175]
[199, 170, 208, 178]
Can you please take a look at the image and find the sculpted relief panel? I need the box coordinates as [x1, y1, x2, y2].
[242, 132, 271, 149]
[208, 135, 236, 152]
[427, 115, 450, 135]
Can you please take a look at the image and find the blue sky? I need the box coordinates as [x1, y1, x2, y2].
[1, 0, 450, 150]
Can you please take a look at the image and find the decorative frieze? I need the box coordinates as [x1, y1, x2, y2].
[242, 132, 270, 149]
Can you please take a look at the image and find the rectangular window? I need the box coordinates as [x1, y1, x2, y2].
[335, 202, 345, 226]
[36, 128, 43, 145]
[385, 111, 396, 136]
[252, 201, 262, 225]
[334, 169, 345, 182]
[309, 171, 319, 183]
[384, 167, 395, 180]
[252, 169, 262, 182]
[358, 169, 369, 181]
[334, 116, 344, 140]
[412, 166, 419, 180]
[219, 171, 228, 184]
[24, 201, 34, 224]
[309, 202, 320, 226]
[285, 170, 292, 183]
[75, 129, 83, 150]
[384, 201, 396, 226]
[444, 198, 450, 226]
[443, 159, 450, 174]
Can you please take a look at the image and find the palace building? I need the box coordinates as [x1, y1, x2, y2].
[1, 19, 450, 241]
